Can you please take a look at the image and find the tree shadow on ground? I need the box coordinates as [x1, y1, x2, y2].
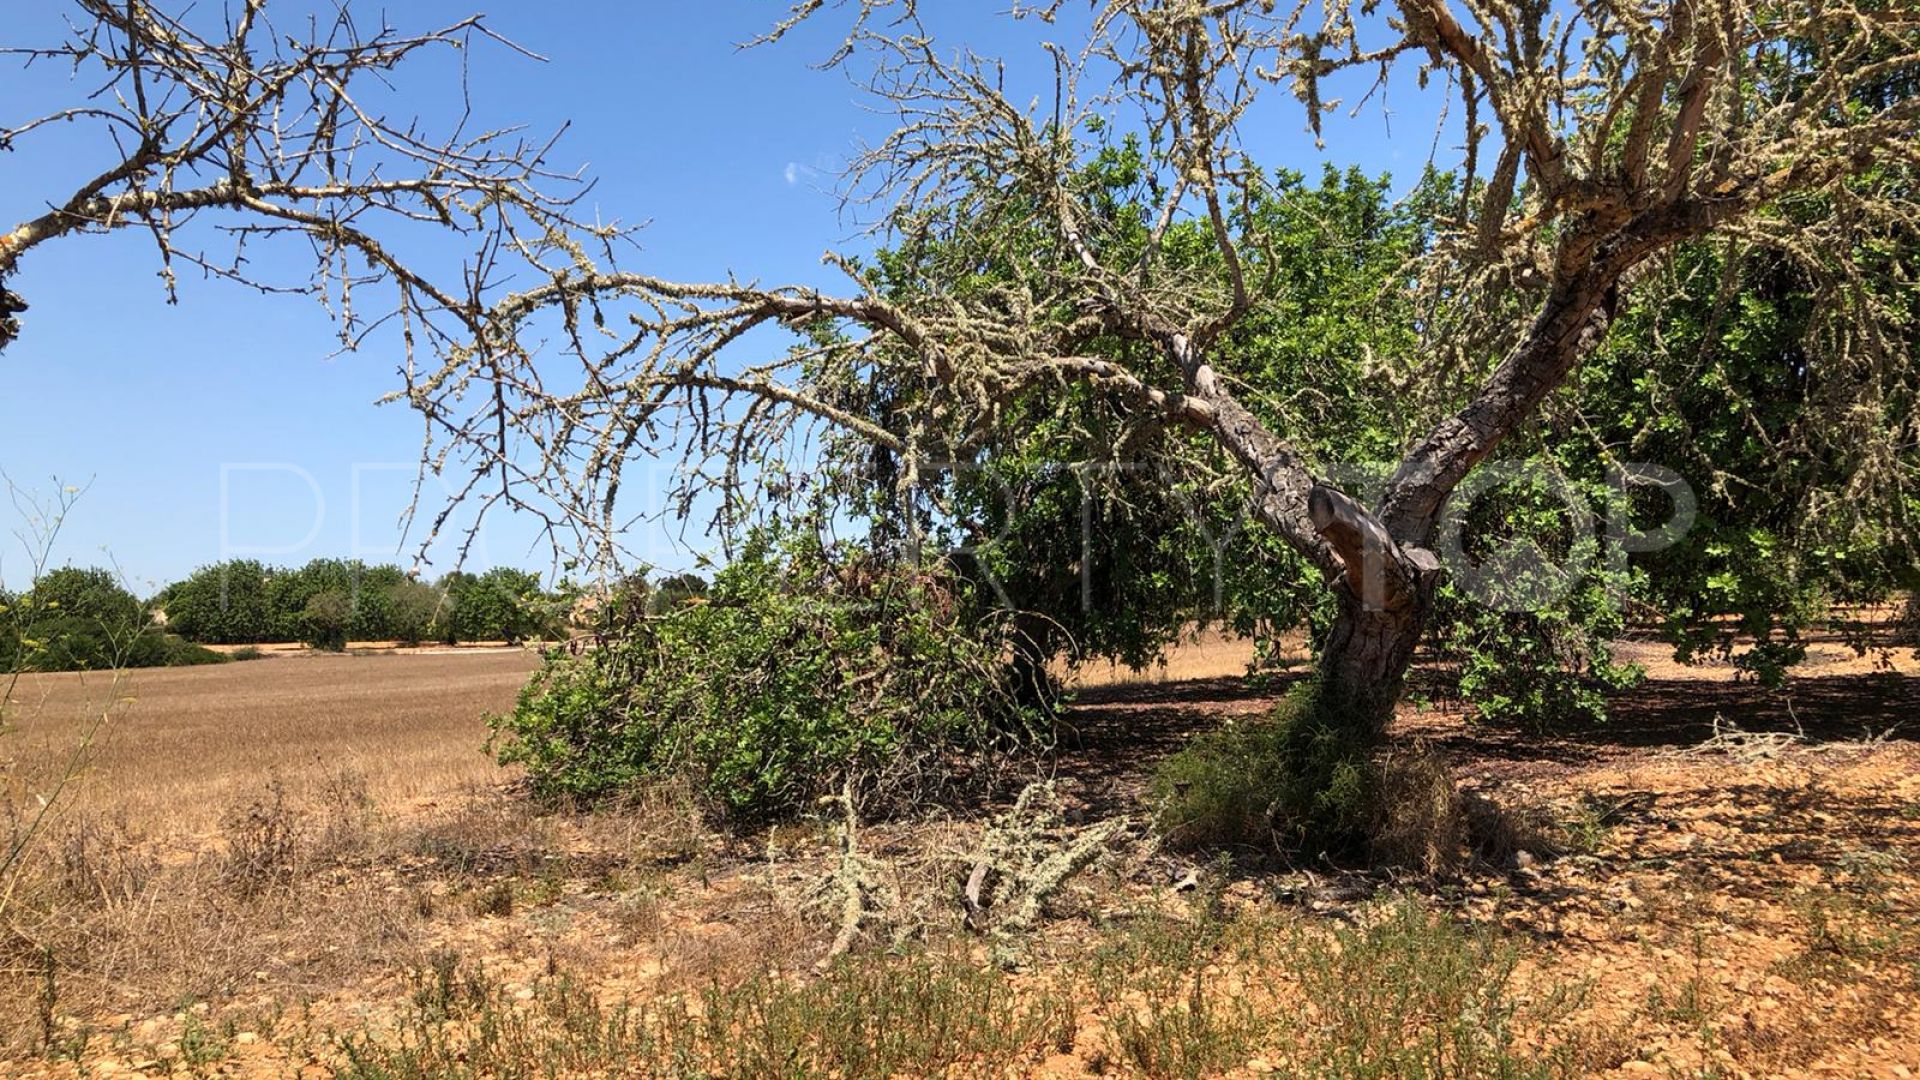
[1051, 666, 1918, 822]
[1423, 671, 1919, 772]
[1051, 674, 1299, 817]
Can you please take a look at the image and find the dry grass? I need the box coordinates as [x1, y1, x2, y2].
[0, 649, 545, 1062]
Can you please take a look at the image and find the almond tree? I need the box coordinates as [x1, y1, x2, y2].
[403, 0, 1919, 741]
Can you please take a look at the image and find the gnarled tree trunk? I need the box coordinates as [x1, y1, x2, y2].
[1181, 272, 1623, 747]
[1318, 590, 1432, 737]
[1304, 484, 1441, 736]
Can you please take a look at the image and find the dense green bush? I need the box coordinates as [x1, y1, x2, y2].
[441, 568, 549, 645]
[645, 572, 709, 614]
[22, 567, 142, 629]
[1434, 592, 1644, 731]
[301, 590, 354, 651]
[386, 578, 446, 646]
[1424, 471, 1645, 730]
[2, 567, 227, 672]
[266, 559, 389, 642]
[130, 632, 230, 668]
[4, 568, 144, 671]
[490, 532, 1049, 822]
[158, 559, 556, 647]
[1430, 576, 1644, 731]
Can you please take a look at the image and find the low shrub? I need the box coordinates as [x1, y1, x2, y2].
[1087, 899, 1583, 1079]
[385, 579, 444, 646]
[1149, 683, 1377, 858]
[330, 900, 1584, 1080]
[335, 946, 1072, 1079]
[1369, 742, 1469, 874]
[133, 632, 230, 667]
[489, 531, 1051, 823]
[1424, 469, 1644, 729]
[2, 566, 228, 672]
[1283, 901, 1575, 1077]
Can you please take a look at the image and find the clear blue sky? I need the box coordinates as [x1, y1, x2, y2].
[1, 1, 1439, 596]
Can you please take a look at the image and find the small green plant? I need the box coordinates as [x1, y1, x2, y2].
[1646, 930, 1715, 1025]
[35, 945, 58, 1056]
[409, 949, 492, 1023]
[1084, 899, 1583, 1079]
[1772, 888, 1903, 984]
[1090, 913, 1260, 1079]
[177, 1012, 231, 1072]
[1283, 901, 1575, 1078]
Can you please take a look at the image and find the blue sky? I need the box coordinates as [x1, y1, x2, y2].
[1, 1, 1440, 595]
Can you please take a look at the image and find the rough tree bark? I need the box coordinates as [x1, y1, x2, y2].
[1299, 272, 1623, 736]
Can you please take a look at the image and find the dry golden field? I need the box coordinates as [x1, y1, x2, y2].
[1, 638, 1918, 1078]
[2, 649, 539, 835]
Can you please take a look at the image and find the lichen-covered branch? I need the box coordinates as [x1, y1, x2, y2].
[0, 1, 613, 379]
[382, 0, 1914, 618]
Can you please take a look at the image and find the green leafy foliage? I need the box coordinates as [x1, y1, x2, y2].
[855, 158, 1668, 728]
[490, 530, 1049, 822]
[385, 579, 446, 647]
[860, 148, 1917, 733]
[158, 560, 556, 648]
[265, 559, 389, 643]
[156, 561, 276, 644]
[440, 568, 551, 645]
[644, 572, 708, 615]
[863, 164, 1418, 675]
[1575, 222, 1920, 685]
[1434, 582, 1644, 730]
[301, 590, 354, 652]
[1427, 472, 1645, 729]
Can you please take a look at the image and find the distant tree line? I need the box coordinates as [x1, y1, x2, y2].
[3, 558, 713, 671]
[154, 559, 564, 649]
